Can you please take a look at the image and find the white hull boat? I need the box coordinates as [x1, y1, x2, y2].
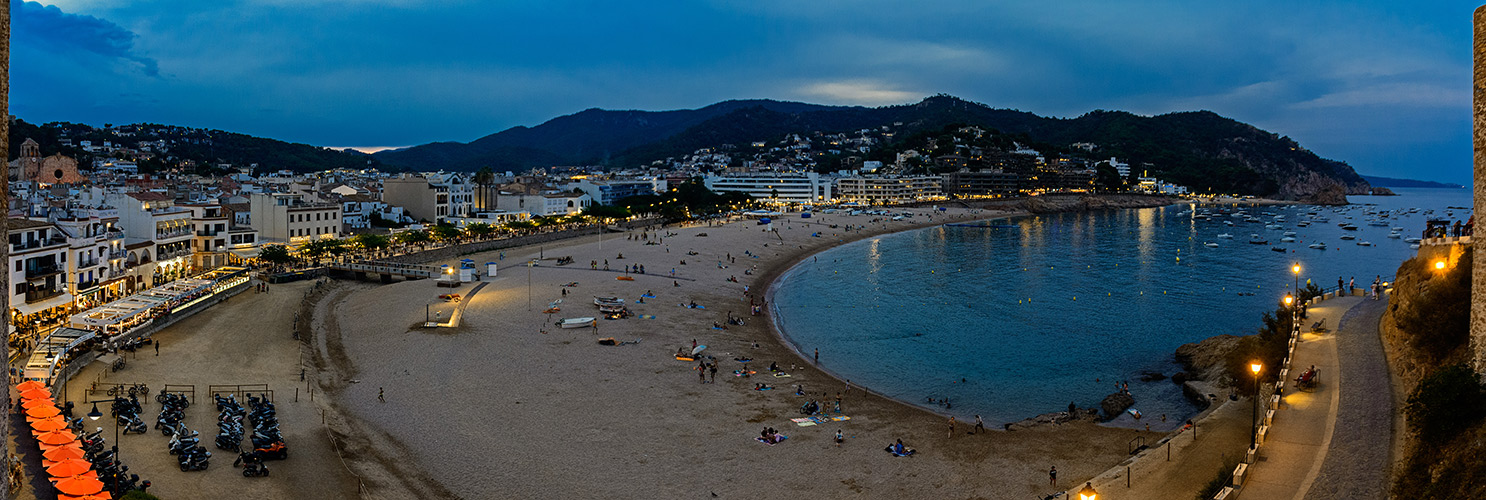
[559, 317, 596, 329]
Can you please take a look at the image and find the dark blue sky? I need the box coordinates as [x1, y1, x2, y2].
[13, 1, 1478, 184]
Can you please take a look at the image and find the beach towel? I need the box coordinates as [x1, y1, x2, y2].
[755, 387, 773, 391]
[831, 416, 851, 422]
[734, 357, 753, 363]
[884, 446, 916, 457]
[772, 372, 792, 378]
[676, 356, 695, 361]
[641, 294, 656, 298]
[793, 420, 817, 427]
[755, 435, 788, 445]
[733, 370, 757, 377]
[638, 315, 657, 319]
[677, 303, 706, 309]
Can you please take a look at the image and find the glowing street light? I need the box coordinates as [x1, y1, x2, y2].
[1078, 482, 1098, 500]
[1250, 361, 1263, 449]
[1435, 260, 1446, 271]
[1292, 263, 1301, 295]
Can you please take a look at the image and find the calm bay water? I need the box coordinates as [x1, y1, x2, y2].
[772, 188, 1473, 428]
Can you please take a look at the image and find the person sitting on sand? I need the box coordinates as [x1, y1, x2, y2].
[769, 362, 779, 372]
[893, 439, 906, 455]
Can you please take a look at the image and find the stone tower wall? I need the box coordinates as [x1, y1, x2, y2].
[1474, 6, 1486, 377]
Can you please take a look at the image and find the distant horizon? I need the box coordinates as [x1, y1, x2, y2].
[14, 2, 1476, 186]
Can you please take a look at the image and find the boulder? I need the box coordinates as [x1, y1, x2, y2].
[1100, 392, 1136, 420]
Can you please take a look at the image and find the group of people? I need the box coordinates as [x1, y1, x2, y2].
[759, 426, 784, 444]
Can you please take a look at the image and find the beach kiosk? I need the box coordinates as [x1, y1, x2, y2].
[486, 262, 498, 278]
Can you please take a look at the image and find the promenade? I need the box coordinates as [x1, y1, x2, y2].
[1079, 296, 1365, 500]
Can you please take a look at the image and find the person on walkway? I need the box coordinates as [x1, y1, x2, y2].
[1049, 466, 1057, 487]
[1348, 277, 1355, 293]
[1337, 277, 1344, 295]
[378, 388, 385, 403]
[154, 341, 159, 356]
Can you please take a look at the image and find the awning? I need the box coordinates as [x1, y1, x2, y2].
[229, 248, 261, 259]
[14, 293, 74, 317]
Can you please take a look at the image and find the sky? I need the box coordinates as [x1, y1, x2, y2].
[11, 0, 1480, 184]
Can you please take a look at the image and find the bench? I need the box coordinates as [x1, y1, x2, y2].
[1310, 318, 1328, 333]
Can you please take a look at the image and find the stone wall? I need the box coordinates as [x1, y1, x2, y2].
[2, 4, 12, 496]
[1474, 5, 1486, 377]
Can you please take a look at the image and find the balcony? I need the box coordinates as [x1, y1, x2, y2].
[109, 249, 128, 260]
[11, 238, 66, 252]
[25, 264, 62, 279]
[25, 288, 64, 303]
[76, 258, 101, 269]
[105, 230, 126, 240]
[156, 229, 194, 240]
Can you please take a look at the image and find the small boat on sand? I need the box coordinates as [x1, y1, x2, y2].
[558, 317, 596, 329]
[594, 296, 624, 306]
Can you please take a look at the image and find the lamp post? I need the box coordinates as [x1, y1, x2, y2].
[1435, 260, 1446, 271]
[1250, 362, 1263, 449]
[1078, 482, 1098, 500]
[1284, 293, 1296, 335]
[1292, 263, 1300, 296]
[86, 399, 122, 470]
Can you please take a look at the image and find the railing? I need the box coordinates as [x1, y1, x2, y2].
[25, 265, 61, 278]
[156, 229, 193, 239]
[197, 230, 221, 237]
[1420, 235, 1471, 247]
[25, 288, 64, 303]
[11, 239, 66, 252]
[76, 258, 101, 268]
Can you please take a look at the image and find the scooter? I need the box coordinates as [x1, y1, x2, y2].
[178, 449, 210, 472]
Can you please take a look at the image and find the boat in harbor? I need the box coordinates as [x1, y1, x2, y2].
[1271, 247, 1287, 253]
[1204, 242, 1220, 248]
[1340, 234, 1356, 240]
[1357, 241, 1374, 246]
[1217, 233, 1234, 239]
[1388, 232, 1401, 239]
[1281, 236, 1296, 242]
[558, 317, 596, 329]
[1309, 242, 1328, 249]
[1248, 234, 1268, 244]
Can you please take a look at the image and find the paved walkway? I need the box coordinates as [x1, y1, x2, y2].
[1241, 296, 1359, 499]
[1302, 297, 1393, 500]
[1078, 296, 1361, 500]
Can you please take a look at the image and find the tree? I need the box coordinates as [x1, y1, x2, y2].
[257, 245, 293, 267]
[582, 204, 631, 220]
[394, 229, 431, 250]
[430, 224, 462, 242]
[1094, 165, 1125, 192]
[352, 233, 390, 256]
[464, 223, 495, 240]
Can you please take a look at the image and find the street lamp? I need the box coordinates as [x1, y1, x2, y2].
[1078, 482, 1097, 500]
[1250, 362, 1263, 450]
[1292, 263, 1300, 295]
[1435, 260, 1446, 271]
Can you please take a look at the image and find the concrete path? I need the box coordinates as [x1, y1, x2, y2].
[1240, 296, 1359, 499]
[1079, 296, 1361, 500]
[1302, 297, 1393, 500]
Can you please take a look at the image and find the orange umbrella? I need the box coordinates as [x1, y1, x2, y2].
[31, 418, 68, 432]
[26, 405, 62, 418]
[20, 388, 53, 400]
[45, 458, 93, 478]
[22, 398, 57, 409]
[58, 492, 110, 500]
[36, 430, 77, 445]
[54, 475, 104, 496]
[16, 380, 47, 392]
[42, 445, 86, 462]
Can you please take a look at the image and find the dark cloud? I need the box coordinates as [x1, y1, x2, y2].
[14, 1, 158, 76]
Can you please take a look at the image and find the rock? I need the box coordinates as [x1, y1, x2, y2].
[1139, 371, 1166, 382]
[1175, 334, 1245, 387]
[1171, 372, 1188, 385]
[1369, 187, 1397, 196]
[1100, 392, 1136, 420]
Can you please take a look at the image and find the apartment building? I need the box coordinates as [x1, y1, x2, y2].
[835, 176, 943, 205]
[702, 172, 833, 204]
[247, 192, 343, 243]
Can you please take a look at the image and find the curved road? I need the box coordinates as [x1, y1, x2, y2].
[1304, 297, 1394, 500]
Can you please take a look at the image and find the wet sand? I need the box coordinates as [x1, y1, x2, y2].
[312, 207, 1162, 499]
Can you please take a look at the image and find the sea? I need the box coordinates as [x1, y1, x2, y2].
[771, 188, 1473, 429]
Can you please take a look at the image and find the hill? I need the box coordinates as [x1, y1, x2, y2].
[1361, 175, 1466, 189]
[375, 99, 852, 171]
[376, 95, 1369, 200]
[8, 119, 377, 175]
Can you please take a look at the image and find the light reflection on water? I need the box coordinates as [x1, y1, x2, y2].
[772, 189, 1472, 427]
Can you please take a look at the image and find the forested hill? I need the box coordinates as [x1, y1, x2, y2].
[8, 119, 376, 175]
[376, 95, 1370, 199]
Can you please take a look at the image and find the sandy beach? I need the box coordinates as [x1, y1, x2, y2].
[309, 206, 1165, 499]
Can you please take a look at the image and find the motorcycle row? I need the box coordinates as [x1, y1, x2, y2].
[218, 393, 287, 477]
[155, 393, 212, 472]
[74, 401, 151, 495]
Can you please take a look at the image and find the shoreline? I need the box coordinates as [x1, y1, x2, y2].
[312, 194, 1181, 499]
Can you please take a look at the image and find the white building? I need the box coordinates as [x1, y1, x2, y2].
[247, 192, 343, 244]
[107, 192, 196, 286]
[835, 176, 943, 205]
[564, 178, 664, 206]
[702, 172, 833, 204]
[8, 219, 73, 338]
[496, 192, 591, 217]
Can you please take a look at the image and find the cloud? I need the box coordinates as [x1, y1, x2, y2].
[14, 1, 158, 76]
[1291, 82, 1467, 110]
[796, 81, 921, 106]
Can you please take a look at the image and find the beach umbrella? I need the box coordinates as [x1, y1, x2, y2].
[36, 429, 77, 445]
[54, 475, 104, 496]
[17, 380, 46, 392]
[58, 493, 110, 500]
[20, 388, 53, 400]
[22, 398, 57, 409]
[46, 458, 93, 478]
[27, 405, 62, 418]
[691, 344, 707, 356]
[31, 418, 68, 432]
[42, 445, 86, 462]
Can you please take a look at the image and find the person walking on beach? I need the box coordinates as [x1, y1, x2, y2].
[378, 388, 385, 403]
[947, 416, 956, 438]
[814, 348, 819, 364]
[974, 415, 985, 434]
[699, 366, 706, 384]
[835, 429, 844, 447]
[709, 363, 718, 383]
[154, 341, 159, 356]
[1049, 466, 1057, 487]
